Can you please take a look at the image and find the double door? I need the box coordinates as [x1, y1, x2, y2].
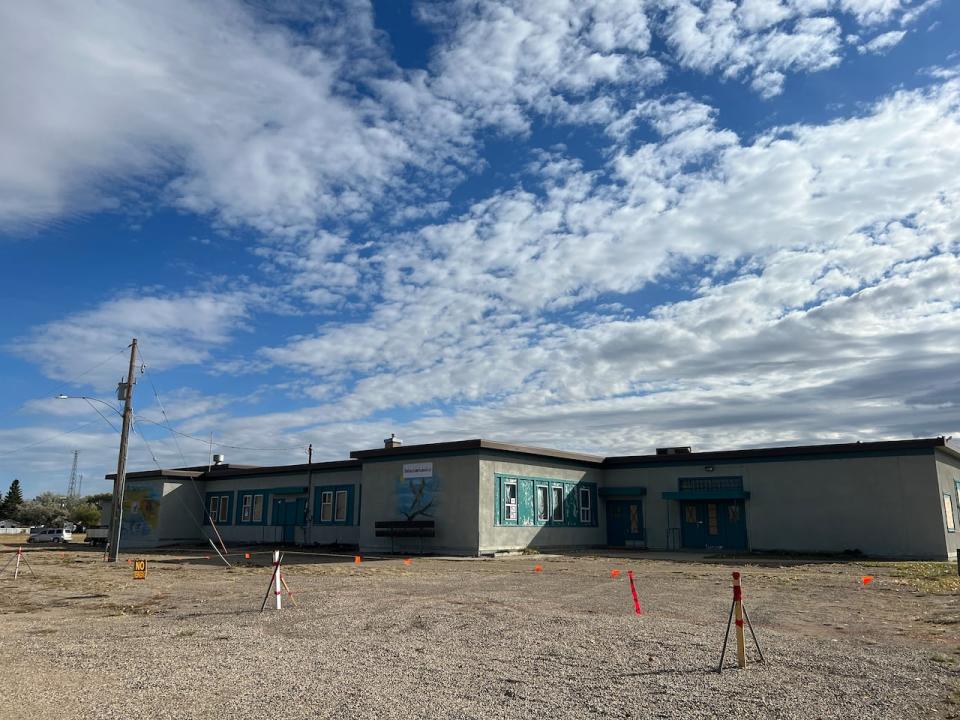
[680, 500, 747, 550]
[272, 497, 306, 544]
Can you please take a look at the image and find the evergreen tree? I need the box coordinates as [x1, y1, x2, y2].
[0, 478, 24, 519]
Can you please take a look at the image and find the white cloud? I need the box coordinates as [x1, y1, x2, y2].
[858, 29, 907, 53]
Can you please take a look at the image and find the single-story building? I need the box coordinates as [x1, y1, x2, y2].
[107, 435, 960, 559]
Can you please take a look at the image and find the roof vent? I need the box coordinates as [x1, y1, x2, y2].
[384, 433, 403, 449]
[656, 446, 692, 456]
[212, 454, 225, 465]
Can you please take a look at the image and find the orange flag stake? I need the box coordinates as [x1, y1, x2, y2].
[861, 575, 874, 585]
[534, 564, 543, 572]
[354, 555, 362, 564]
[403, 558, 412, 566]
[244, 552, 251, 559]
[611, 569, 621, 578]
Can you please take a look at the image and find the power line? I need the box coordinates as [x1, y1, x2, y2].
[0, 417, 105, 458]
[83, 398, 121, 434]
[133, 415, 307, 453]
[136, 347, 187, 465]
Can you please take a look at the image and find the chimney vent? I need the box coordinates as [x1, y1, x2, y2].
[384, 433, 403, 449]
[655, 446, 692, 456]
[212, 454, 225, 465]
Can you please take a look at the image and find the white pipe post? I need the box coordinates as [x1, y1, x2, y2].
[14, 547, 22, 580]
[273, 550, 282, 610]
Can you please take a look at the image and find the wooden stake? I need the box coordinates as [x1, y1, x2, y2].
[274, 550, 282, 610]
[733, 572, 746, 668]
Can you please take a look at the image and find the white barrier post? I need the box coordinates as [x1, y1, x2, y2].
[14, 547, 22, 579]
[274, 550, 282, 611]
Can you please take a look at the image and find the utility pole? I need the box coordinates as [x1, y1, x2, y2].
[106, 338, 137, 562]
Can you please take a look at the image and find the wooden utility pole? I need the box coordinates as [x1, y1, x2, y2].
[106, 338, 138, 562]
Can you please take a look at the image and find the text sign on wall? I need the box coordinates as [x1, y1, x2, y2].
[402, 462, 433, 479]
[133, 559, 146, 580]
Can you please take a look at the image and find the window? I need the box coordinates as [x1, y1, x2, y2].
[320, 491, 333, 522]
[536, 486, 549, 522]
[728, 504, 741, 523]
[252, 495, 264, 523]
[551, 486, 564, 522]
[944, 493, 956, 533]
[504, 481, 518, 522]
[707, 504, 718, 535]
[334, 490, 348, 522]
[219, 495, 229, 523]
[684, 505, 697, 523]
[241, 495, 252, 522]
[579, 488, 591, 523]
[208, 496, 219, 522]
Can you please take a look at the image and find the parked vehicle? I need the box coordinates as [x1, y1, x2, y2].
[85, 526, 109, 545]
[27, 527, 72, 543]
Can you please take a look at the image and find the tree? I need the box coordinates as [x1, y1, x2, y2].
[0, 479, 24, 519]
[14, 492, 70, 527]
[82, 492, 112, 505]
[70, 502, 101, 527]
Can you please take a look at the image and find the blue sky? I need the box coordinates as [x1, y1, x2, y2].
[1, 0, 959, 497]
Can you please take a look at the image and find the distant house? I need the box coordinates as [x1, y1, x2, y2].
[105, 435, 960, 560]
[0, 519, 20, 528]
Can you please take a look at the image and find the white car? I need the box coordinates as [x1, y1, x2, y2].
[27, 527, 72, 543]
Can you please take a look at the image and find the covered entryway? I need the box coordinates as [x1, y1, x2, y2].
[601, 487, 647, 548]
[679, 500, 747, 550]
[663, 477, 750, 551]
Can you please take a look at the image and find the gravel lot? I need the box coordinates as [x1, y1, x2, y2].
[1, 545, 959, 719]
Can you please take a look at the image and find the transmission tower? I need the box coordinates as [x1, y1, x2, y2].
[67, 450, 80, 498]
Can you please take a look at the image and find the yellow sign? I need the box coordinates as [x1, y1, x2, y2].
[133, 559, 146, 580]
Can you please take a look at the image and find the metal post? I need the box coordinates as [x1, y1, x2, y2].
[956, 548, 959, 577]
[106, 338, 137, 562]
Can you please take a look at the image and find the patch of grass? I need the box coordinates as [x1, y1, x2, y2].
[175, 629, 196, 638]
[873, 562, 960, 594]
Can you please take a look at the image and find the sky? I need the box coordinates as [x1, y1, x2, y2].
[1, 0, 958, 498]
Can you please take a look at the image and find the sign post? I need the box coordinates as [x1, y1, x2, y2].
[132, 559, 146, 580]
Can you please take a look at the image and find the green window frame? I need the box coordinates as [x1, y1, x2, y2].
[235, 491, 268, 526]
[314, 485, 355, 526]
[494, 475, 597, 528]
[203, 491, 234, 526]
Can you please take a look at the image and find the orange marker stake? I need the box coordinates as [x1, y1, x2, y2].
[534, 564, 543, 573]
[611, 569, 621, 578]
[354, 555, 362, 565]
[244, 553, 251, 560]
[627, 570, 642, 615]
[403, 558, 412, 566]
[861, 575, 874, 585]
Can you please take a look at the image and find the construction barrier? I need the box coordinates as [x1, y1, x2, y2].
[717, 571, 765, 672]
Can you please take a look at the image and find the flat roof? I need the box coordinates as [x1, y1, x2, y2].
[350, 438, 604, 465]
[603, 437, 954, 467]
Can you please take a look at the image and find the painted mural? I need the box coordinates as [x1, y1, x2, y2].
[121, 482, 162, 541]
[396, 463, 439, 520]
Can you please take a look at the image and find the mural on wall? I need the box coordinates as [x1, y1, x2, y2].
[121, 482, 161, 540]
[397, 462, 439, 520]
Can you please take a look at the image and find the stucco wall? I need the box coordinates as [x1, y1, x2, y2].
[935, 450, 960, 559]
[478, 454, 605, 553]
[357, 453, 479, 555]
[203, 468, 362, 546]
[158, 481, 205, 544]
[608, 451, 946, 558]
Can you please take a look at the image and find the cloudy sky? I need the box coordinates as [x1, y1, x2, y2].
[1, 0, 958, 497]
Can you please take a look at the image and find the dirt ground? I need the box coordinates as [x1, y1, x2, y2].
[1, 543, 959, 719]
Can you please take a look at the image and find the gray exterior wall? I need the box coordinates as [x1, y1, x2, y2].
[478, 454, 605, 554]
[610, 450, 949, 559]
[357, 453, 479, 555]
[935, 449, 960, 558]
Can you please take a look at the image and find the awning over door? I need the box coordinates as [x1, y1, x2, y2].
[662, 489, 750, 500]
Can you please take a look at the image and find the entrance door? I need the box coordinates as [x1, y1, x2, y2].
[680, 501, 747, 550]
[272, 498, 305, 544]
[606, 500, 645, 547]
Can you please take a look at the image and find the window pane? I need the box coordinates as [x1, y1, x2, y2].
[707, 504, 718, 535]
[552, 487, 563, 521]
[945, 494, 956, 532]
[209, 497, 219, 520]
[505, 482, 517, 521]
[579, 488, 590, 523]
[241, 495, 252, 522]
[219, 496, 229, 523]
[252, 495, 263, 522]
[536, 487, 548, 521]
[320, 492, 333, 522]
[335, 490, 348, 521]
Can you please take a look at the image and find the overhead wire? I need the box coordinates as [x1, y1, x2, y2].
[0, 417, 105, 457]
[135, 345, 187, 466]
[133, 414, 307, 453]
[84, 398, 121, 434]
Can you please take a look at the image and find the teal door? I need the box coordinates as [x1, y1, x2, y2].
[680, 501, 747, 550]
[272, 498, 305, 544]
[606, 501, 645, 546]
